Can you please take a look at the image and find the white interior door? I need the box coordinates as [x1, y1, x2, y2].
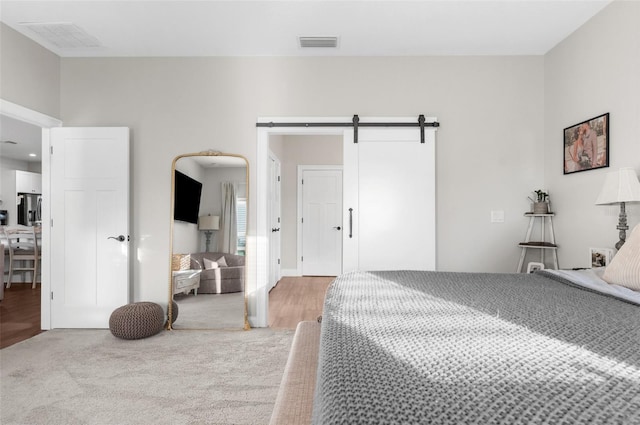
[343, 127, 436, 272]
[301, 168, 343, 276]
[50, 127, 130, 328]
[268, 153, 281, 290]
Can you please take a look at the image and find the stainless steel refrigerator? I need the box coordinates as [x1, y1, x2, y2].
[17, 193, 42, 226]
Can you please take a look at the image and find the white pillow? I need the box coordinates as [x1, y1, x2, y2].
[602, 223, 640, 291]
[203, 258, 219, 270]
[216, 256, 228, 267]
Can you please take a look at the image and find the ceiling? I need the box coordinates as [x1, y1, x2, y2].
[0, 115, 42, 163]
[0, 1, 612, 58]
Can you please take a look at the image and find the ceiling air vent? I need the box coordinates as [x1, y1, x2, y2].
[299, 37, 339, 48]
[20, 22, 102, 49]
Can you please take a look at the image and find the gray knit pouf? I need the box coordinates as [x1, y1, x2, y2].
[109, 302, 165, 340]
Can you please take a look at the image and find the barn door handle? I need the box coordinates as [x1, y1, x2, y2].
[348, 208, 353, 238]
[333, 226, 341, 230]
[108, 235, 126, 242]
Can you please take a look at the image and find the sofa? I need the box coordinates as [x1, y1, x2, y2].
[189, 252, 244, 294]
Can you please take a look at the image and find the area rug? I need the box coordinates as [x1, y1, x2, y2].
[0, 328, 294, 424]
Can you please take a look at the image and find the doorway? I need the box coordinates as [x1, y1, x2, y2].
[256, 117, 437, 328]
[0, 99, 62, 330]
[256, 121, 348, 327]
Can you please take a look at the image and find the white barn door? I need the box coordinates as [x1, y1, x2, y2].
[50, 127, 130, 328]
[343, 127, 436, 272]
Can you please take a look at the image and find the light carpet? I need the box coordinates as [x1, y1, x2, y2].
[173, 293, 245, 329]
[0, 328, 294, 425]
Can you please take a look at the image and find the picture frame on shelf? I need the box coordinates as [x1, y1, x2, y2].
[527, 262, 545, 273]
[563, 113, 609, 175]
[589, 247, 613, 268]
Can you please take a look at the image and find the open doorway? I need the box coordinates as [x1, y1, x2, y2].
[0, 115, 43, 347]
[255, 120, 348, 327]
[1, 99, 62, 335]
[266, 137, 343, 328]
[263, 136, 343, 328]
[256, 116, 438, 328]
[269, 135, 343, 278]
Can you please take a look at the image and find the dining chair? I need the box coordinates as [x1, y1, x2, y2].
[3, 226, 41, 289]
[1, 227, 9, 288]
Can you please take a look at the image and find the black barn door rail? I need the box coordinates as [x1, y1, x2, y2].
[256, 114, 440, 143]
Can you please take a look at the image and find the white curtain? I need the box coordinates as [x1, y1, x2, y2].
[219, 182, 237, 254]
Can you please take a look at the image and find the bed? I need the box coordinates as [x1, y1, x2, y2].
[312, 266, 640, 424]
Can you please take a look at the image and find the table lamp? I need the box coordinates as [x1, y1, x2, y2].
[595, 167, 640, 250]
[198, 215, 220, 252]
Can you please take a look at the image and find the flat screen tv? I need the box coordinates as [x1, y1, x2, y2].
[174, 170, 202, 224]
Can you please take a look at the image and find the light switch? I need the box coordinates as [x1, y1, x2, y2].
[491, 210, 505, 223]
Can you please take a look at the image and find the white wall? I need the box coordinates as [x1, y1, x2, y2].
[58, 55, 545, 315]
[0, 22, 56, 227]
[544, 0, 640, 268]
[0, 23, 60, 118]
[280, 135, 343, 271]
[268, 135, 285, 161]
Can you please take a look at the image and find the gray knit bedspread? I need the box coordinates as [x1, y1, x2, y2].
[312, 270, 640, 424]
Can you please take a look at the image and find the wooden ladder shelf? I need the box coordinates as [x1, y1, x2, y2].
[517, 212, 559, 272]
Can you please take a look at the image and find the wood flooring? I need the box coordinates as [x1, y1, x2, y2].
[268, 276, 334, 329]
[0, 283, 43, 349]
[0, 275, 331, 348]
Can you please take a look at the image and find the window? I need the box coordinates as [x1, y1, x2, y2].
[236, 198, 246, 255]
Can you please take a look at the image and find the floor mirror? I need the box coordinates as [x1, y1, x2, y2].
[167, 150, 249, 330]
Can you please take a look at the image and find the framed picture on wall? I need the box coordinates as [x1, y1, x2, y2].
[563, 113, 609, 174]
[589, 247, 613, 268]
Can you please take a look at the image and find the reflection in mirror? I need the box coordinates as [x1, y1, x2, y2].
[168, 151, 249, 330]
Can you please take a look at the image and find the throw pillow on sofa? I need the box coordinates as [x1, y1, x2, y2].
[216, 256, 228, 267]
[203, 258, 219, 269]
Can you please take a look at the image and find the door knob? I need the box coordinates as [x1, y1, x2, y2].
[108, 235, 126, 242]
[333, 226, 341, 230]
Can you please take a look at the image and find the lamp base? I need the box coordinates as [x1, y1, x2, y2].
[204, 230, 213, 252]
[615, 202, 629, 251]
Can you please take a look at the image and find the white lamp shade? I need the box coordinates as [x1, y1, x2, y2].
[198, 215, 220, 230]
[595, 168, 640, 205]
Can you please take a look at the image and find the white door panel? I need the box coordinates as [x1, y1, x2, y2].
[268, 153, 281, 290]
[51, 127, 130, 328]
[343, 127, 436, 272]
[302, 169, 342, 276]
